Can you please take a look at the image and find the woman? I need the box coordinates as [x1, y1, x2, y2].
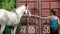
[40, 9, 60, 34]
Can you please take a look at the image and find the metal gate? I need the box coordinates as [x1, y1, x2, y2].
[16, 0, 41, 34]
[16, 0, 60, 34]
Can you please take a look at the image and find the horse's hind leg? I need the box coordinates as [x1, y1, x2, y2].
[1, 25, 6, 34]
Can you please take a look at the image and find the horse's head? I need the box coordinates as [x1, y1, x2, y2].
[24, 4, 31, 16]
[15, 4, 31, 18]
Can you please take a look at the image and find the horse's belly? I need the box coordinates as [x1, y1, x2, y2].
[7, 21, 14, 26]
[7, 20, 19, 26]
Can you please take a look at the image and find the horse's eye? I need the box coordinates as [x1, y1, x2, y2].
[24, 12, 25, 14]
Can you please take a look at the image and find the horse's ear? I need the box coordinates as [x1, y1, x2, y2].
[25, 4, 27, 7]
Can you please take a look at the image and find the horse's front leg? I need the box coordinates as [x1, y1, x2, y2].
[14, 26, 17, 34]
[11, 26, 17, 34]
[1, 25, 6, 34]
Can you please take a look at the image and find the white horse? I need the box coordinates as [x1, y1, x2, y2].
[0, 4, 31, 34]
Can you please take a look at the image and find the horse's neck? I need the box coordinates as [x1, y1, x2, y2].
[15, 5, 26, 19]
[15, 10, 24, 20]
[17, 11, 24, 19]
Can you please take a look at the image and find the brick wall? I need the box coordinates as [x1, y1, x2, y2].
[17, 0, 60, 34]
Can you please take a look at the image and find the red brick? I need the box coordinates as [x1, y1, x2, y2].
[41, 10, 50, 16]
[50, 0, 58, 1]
[17, 0, 60, 34]
[42, 2, 50, 8]
[42, 0, 49, 1]
[51, 2, 59, 8]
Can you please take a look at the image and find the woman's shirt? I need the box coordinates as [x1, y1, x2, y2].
[50, 16, 59, 28]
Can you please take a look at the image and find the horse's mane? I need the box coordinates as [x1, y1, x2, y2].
[11, 5, 26, 12]
[16, 5, 26, 11]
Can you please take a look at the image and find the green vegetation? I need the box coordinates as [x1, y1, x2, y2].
[0, 0, 16, 11]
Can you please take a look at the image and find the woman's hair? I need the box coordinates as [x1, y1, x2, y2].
[50, 9, 56, 15]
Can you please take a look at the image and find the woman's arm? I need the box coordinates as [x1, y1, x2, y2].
[40, 16, 51, 19]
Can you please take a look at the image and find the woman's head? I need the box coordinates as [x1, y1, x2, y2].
[50, 9, 56, 16]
